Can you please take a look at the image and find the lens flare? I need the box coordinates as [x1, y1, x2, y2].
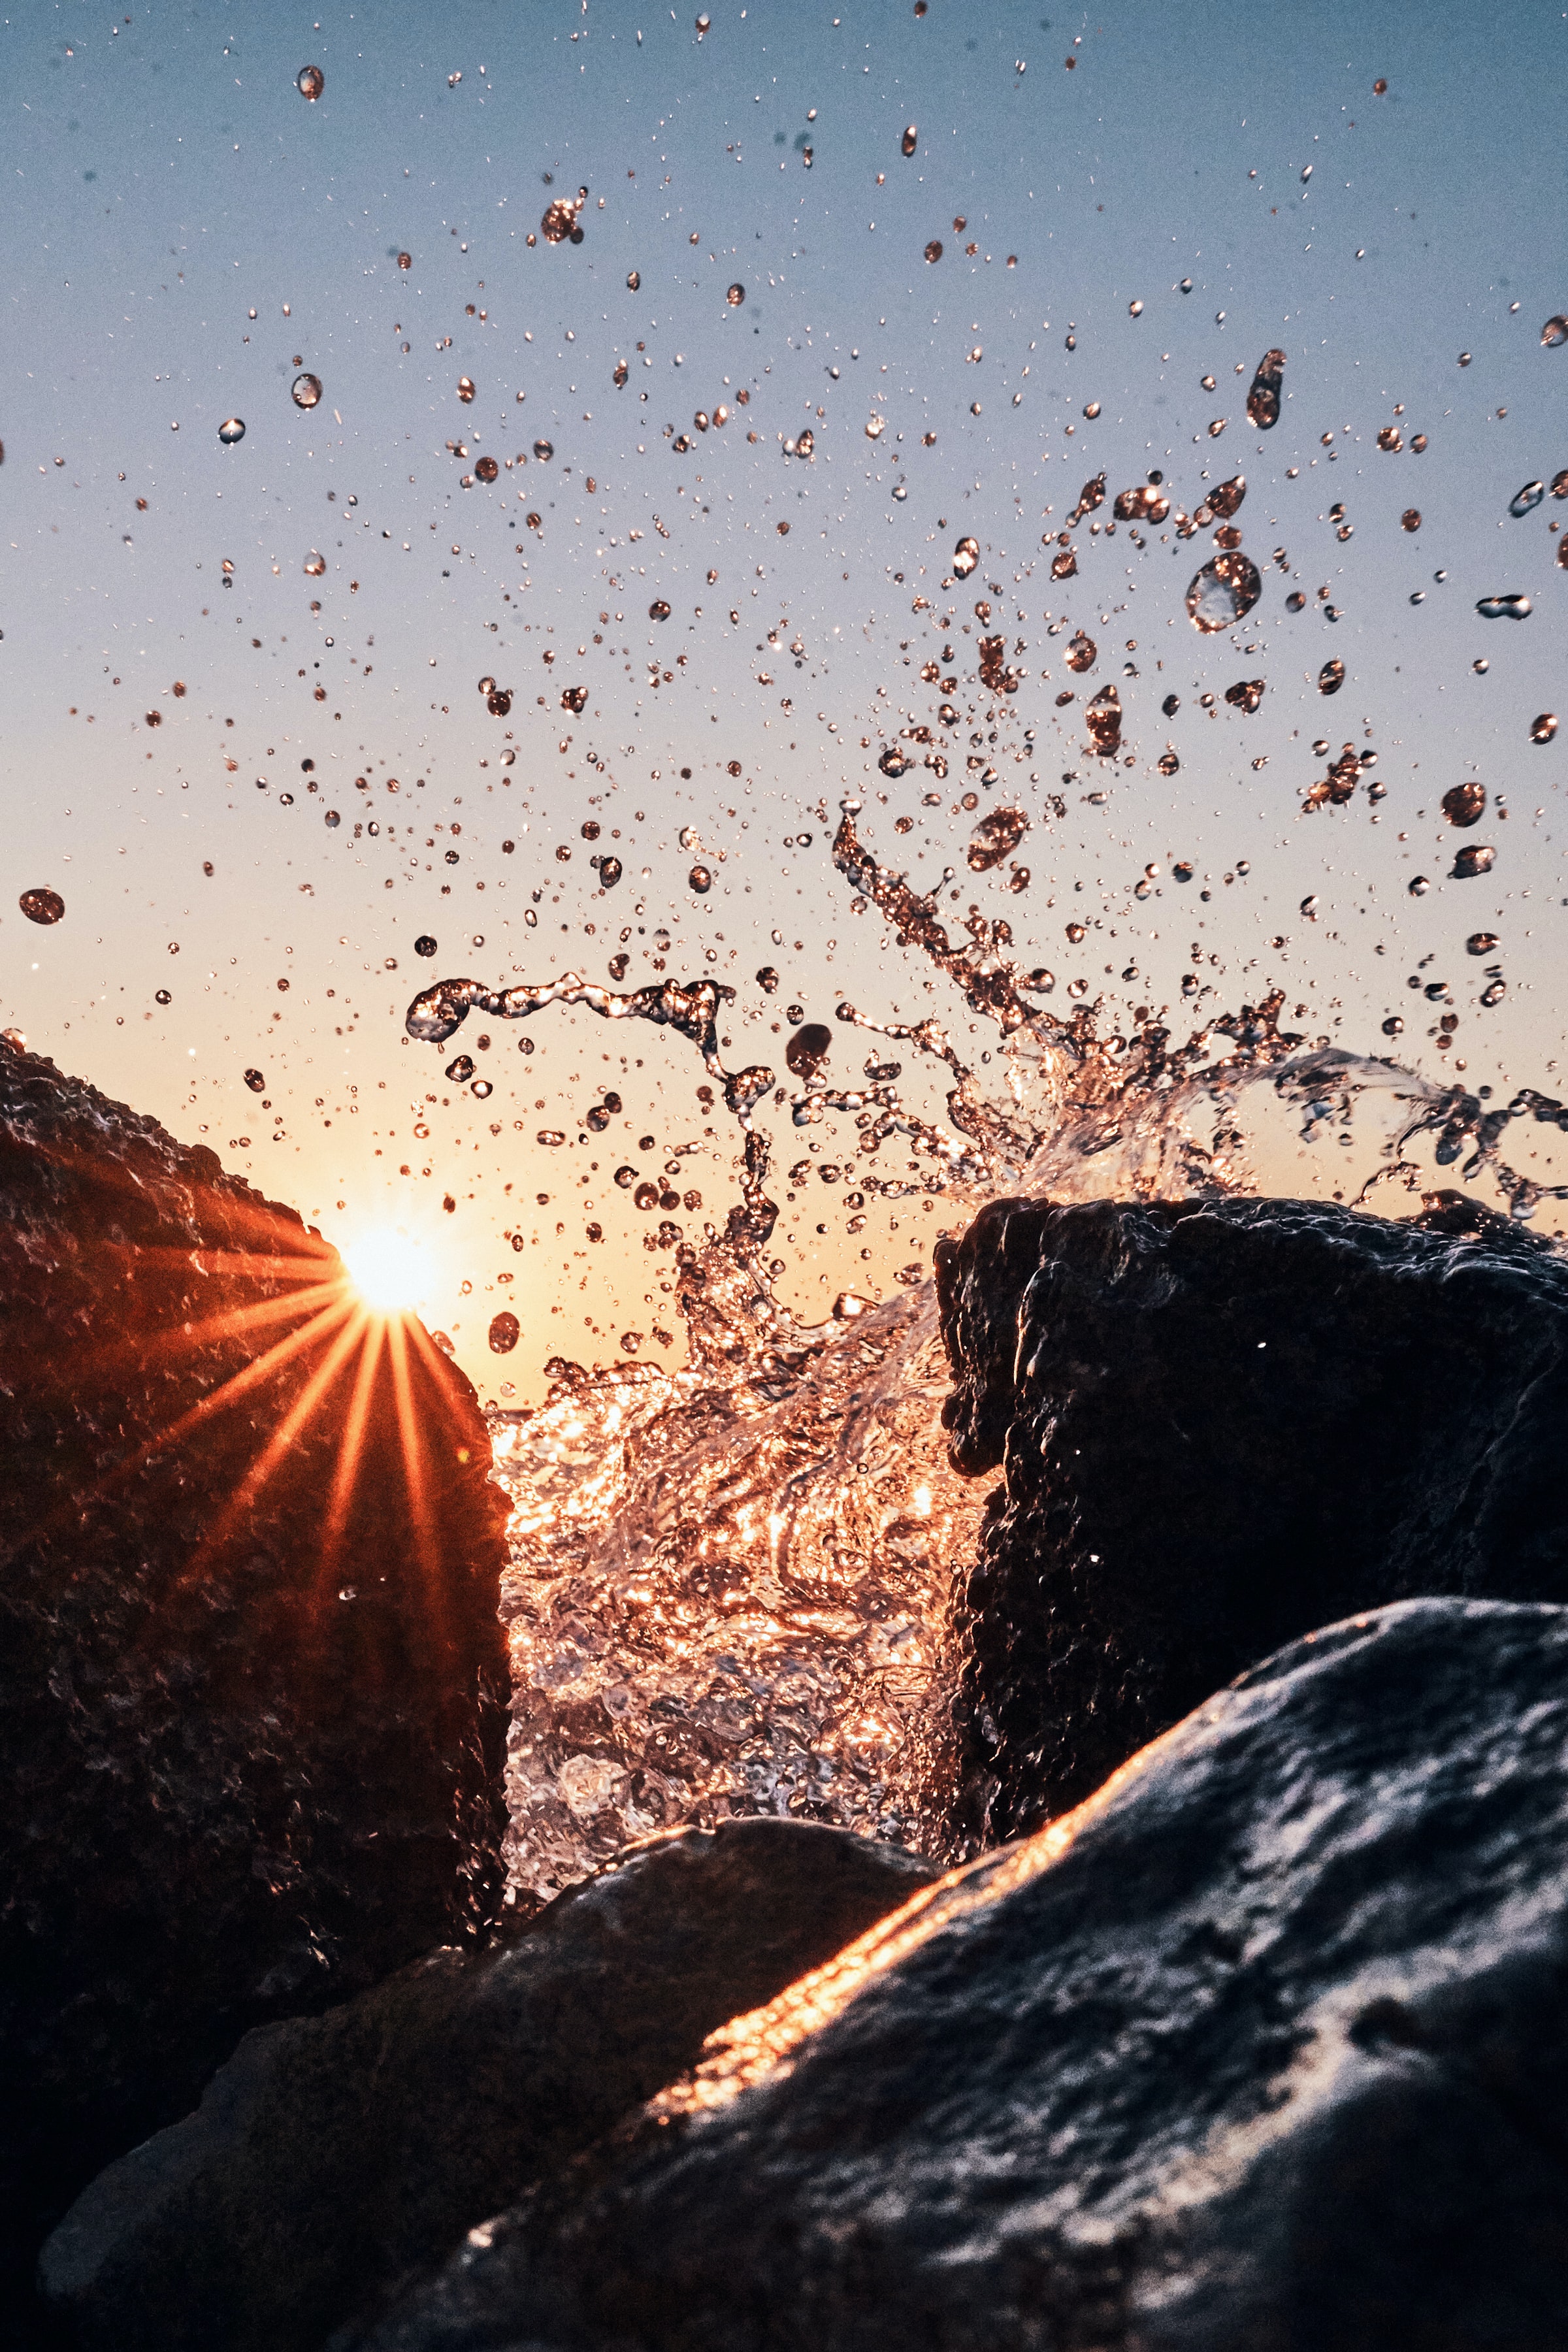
[342, 1230, 426, 1313]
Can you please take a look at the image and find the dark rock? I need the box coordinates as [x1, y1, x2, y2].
[349, 1599, 1568, 2352]
[41, 1818, 935, 2352]
[0, 1045, 511, 2334]
[934, 1192, 1568, 1840]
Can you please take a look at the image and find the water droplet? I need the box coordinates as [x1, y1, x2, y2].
[1531, 712, 1558, 745]
[532, 438, 554, 461]
[1318, 658, 1345, 695]
[1408, 875, 1431, 896]
[457, 376, 476, 403]
[397, 250, 412, 270]
[471, 1078, 493, 1100]
[1224, 678, 1266, 713]
[1458, 351, 1472, 367]
[1382, 1016, 1404, 1036]
[924, 240, 943, 264]
[324, 809, 340, 828]
[1185, 549, 1262, 632]
[1083, 400, 1101, 420]
[1465, 933, 1499, 958]
[688, 864, 712, 892]
[1442, 780, 1486, 828]
[1377, 425, 1403, 452]
[649, 599, 671, 621]
[952, 535, 979, 577]
[1452, 843, 1495, 879]
[296, 63, 325, 100]
[19, 887, 64, 926]
[415, 935, 438, 957]
[966, 806, 1028, 871]
[445, 1054, 476, 1083]
[1157, 750, 1179, 777]
[864, 415, 885, 439]
[291, 372, 322, 409]
[489, 1311, 521, 1354]
[1509, 480, 1545, 517]
[598, 856, 623, 888]
[1476, 593, 1532, 620]
[726, 281, 745, 305]
[1542, 316, 1568, 348]
[244, 1068, 265, 1093]
[1401, 508, 1422, 532]
[1245, 348, 1285, 430]
[217, 416, 246, 446]
[475, 455, 499, 483]
[785, 1021, 832, 1076]
[303, 550, 325, 575]
[542, 193, 585, 243]
[1208, 474, 1247, 519]
[627, 269, 642, 292]
[1085, 683, 1122, 755]
[1064, 629, 1097, 672]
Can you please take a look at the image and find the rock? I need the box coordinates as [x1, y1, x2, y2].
[933, 1192, 1568, 1840]
[41, 1818, 936, 2352]
[0, 1045, 511, 2334]
[349, 1599, 1568, 2352]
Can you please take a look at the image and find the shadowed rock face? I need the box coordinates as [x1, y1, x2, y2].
[42, 1820, 936, 2352]
[343, 1600, 1568, 2352]
[932, 1192, 1568, 1842]
[0, 1044, 511, 2333]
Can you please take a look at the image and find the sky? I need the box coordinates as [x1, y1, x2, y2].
[4, 0, 1567, 1395]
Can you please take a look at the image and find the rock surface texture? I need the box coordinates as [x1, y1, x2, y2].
[0, 1045, 511, 2333]
[934, 1192, 1568, 1838]
[348, 1599, 1568, 2352]
[42, 1820, 936, 2352]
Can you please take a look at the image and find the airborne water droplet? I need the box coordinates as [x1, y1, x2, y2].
[303, 551, 326, 576]
[726, 282, 745, 306]
[291, 372, 322, 410]
[445, 1054, 476, 1083]
[489, 1312, 521, 1354]
[1531, 713, 1559, 744]
[457, 376, 476, 404]
[924, 240, 943, 264]
[1542, 316, 1568, 348]
[1245, 349, 1285, 431]
[952, 536, 979, 577]
[902, 125, 918, 155]
[1442, 780, 1487, 828]
[1509, 481, 1545, 517]
[688, 864, 712, 892]
[966, 806, 1028, 870]
[1467, 932, 1500, 956]
[218, 417, 246, 446]
[296, 64, 325, 100]
[20, 887, 64, 926]
[1452, 843, 1495, 879]
[1318, 659, 1345, 694]
[785, 1021, 832, 1077]
[1185, 550, 1262, 632]
[1476, 593, 1532, 620]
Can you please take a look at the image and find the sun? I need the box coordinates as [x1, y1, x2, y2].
[342, 1228, 427, 1315]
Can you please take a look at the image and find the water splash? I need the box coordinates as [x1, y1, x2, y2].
[405, 794, 1568, 1908]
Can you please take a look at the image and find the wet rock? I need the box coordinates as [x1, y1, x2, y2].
[41, 1819, 935, 2352]
[348, 1599, 1568, 2352]
[0, 1044, 511, 2332]
[934, 1193, 1568, 1840]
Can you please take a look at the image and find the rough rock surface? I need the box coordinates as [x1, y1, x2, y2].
[41, 1819, 936, 2352]
[348, 1599, 1568, 2352]
[934, 1192, 1568, 1839]
[0, 1044, 511, 2332]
